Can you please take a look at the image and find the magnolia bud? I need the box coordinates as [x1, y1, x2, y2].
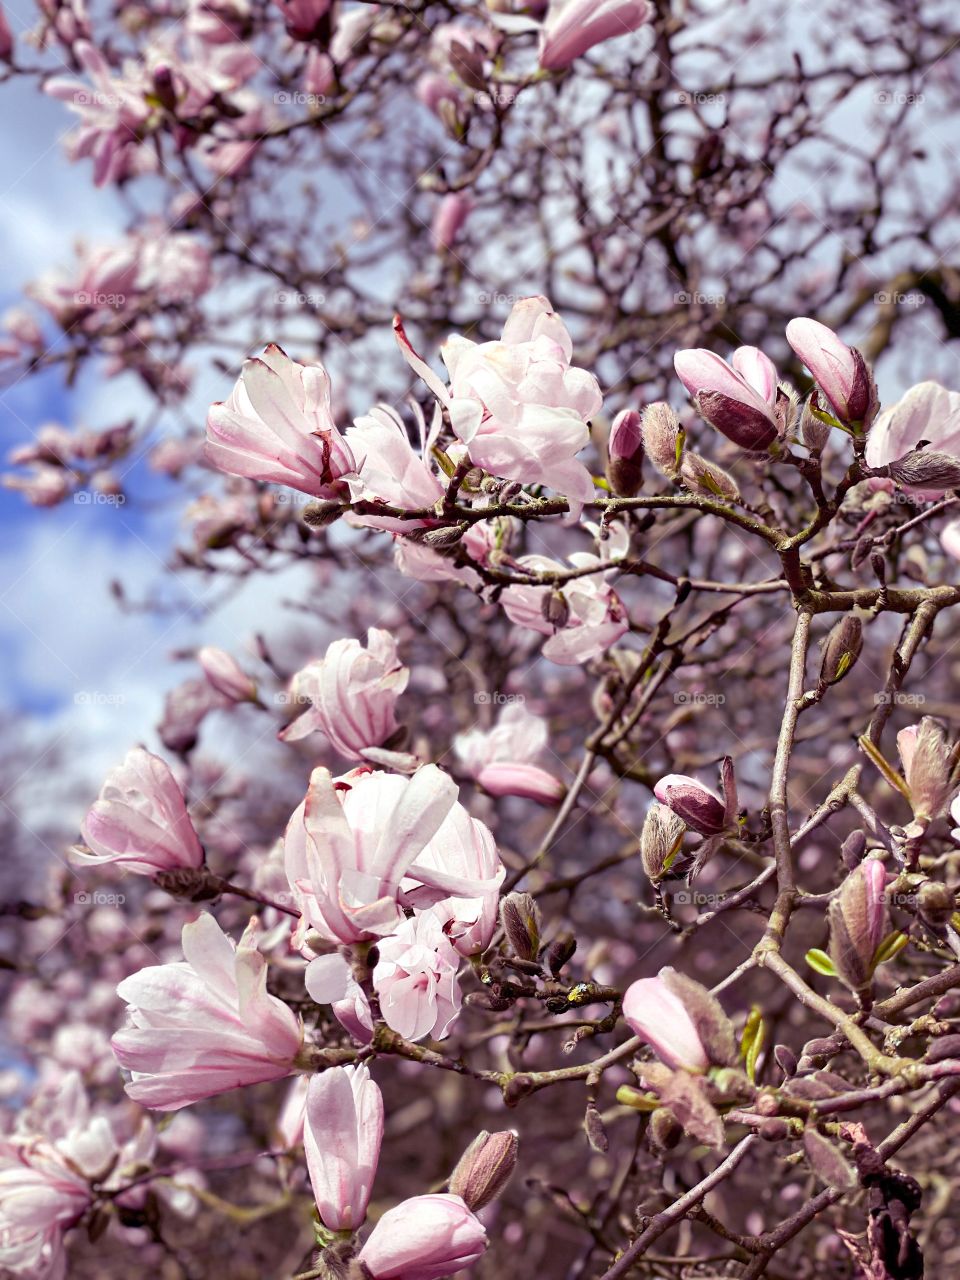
[607, 409, 644, 497]
[419, 523, 468, 549]
[641, 402, 682, 477]
[542, 590, 570, 630]
[152, 65, 178, 112]
[898, 718, 956, 824]
[640, 803, 686, 882]
[680, 452, 740, 502]
[660, 968, 738, 1068]
[828, 860, 888, 995]
[888, 450, 960, 490]
[500, 892, 541, 961]
[545, 932, 576, 977]
[302, 500, 346, 528]
[786, 318, 878, 426]
[653, 774, 727, 836]
[800, 397, 832, 450]
[840, 830, 866, 870]
[584, 1103, 608, 1152]
[917, 880, 956, 928]
[819, 616, 862, 687]
[449, 1131, 518, 1210]
[648, 1107, 682, 1150]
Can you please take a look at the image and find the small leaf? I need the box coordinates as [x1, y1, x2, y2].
[858, 734, 910, 800]
[871, 929, 908, 969]
[803, 1128, 857, 1189]
[740, 1006, 766, 1084]
[805, 948, 838, 977]
[616, 1085, 660, 1113]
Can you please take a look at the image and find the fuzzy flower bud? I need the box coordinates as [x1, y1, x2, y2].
[680, 452, 740, 502]
[640, 802, 686, 883]
[448, 1130, 518, 1210]
[897, 717, 957, 824]
[828, 860, 888, 995]
[641, 401, 682, 477]
[500, 892, 542, 961]
[819, 616, 862, 687]
[887, 450, 960, 491]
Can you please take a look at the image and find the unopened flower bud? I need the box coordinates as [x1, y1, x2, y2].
[302, 500, 346, 528]
[674, 350, 778, 451]
[198, 646, 258, 703]
[542, 589, 570, 630]
[888, 450, 960, 490]
[449, 1131, 518, 1210]
[640, 802, 686, 883]
[420, 522, 469, 549]
[828, 860, 888, 995]
[545, 932, 576, 977]
[760, 1117, 791, 1142]
[680, 452, 740, 502]
[607, 409, 644, 497]
[438, 98, 467, 142]
[898, 717, 957, 824]
[654, 774, 727, 836]
[917, 880, 957, 928]
[641, 402, 682, 477]
[152, 65, 178, 112]
[800, 397, 832, 451]
[500, 892, 541, 961]
[786, 317, 877, 427]
[819, 615, 862, 687]
[840, 830, 866, 870]
[648, 1107, 682, 1150]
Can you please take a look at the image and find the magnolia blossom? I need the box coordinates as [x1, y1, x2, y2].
[865, 381, 960, 494]
[0, 1142, 91, 1276]
[303, 1066, 383, 1231]
[622, 974, 710, 1072]
[432, 193, 473, 253]
[539, 0, 653, 71]
[346, 403, 445, 530]
[373, 913, 463, 1041]
[785, 317, 875, 425]
[284, 765, 502, 946]
[198, 646, 258, 703]
[454, 704, 565, 805]
[280, 628, 408, 759]
[358, 1193, 488, 1280]
[500, 531, 629, 665]
[653, 773, 727, 836]
[112, 914, 303, 1109]
[674, 346, 779, 450]
[73, 746, 204, 876]
[205, 344, 355, 498]
[305, 953, 373, 1043]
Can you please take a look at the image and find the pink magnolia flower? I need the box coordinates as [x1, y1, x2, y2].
[865, 381, 960, 494]
[431, 192, 473, 253]
[785, 317, 875, 425]
[205, 344, 355, 498]
[346, 402, 445, 530]
[653, 773, 728, 836]
[112, 913, 303, 1109]
[283, 765, 501, 946]
[198, 645, 258, 703]
[454, 704, 565, 805]
[406, 807, 504, 957]
[539, 0, 653, 71]
[416, 71, 461, 116]
[1, 464, 72, 507]
[0, 1142, 90, 1275]
[273, 0, 331, 40]
[607, 407, 644, 496]
[280, 628, 408, 759]
[29, 241, 140, 328]
[622, 973, 710, 1072]
[440, 297, 602, 505]
[358, 1192, 487, 1280]
[674, 347, 779, 450]
[499, 530, 629, 665]
[304, 1065, 383, 1231]
[45, 42, 157, 187]
[305, 953, 373, 1043]
[373, 913, 463, 1041]
[73, 747, 204, 876]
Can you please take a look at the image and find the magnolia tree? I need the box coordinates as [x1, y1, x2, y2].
[6, 1, 960, 1278]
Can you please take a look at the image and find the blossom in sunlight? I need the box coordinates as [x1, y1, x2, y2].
[112, 914, 303, 1109]
[358, 1193, 487, 1280]
[280, 628, 409, 759]
[539, 0, 653, 71]
[283, 765, 502, 947]
[73, 747, 204, 876]
[622, 974, 710, 1072]
[205, 344, 355, 498]
[865, 381, 960, 494]
[303, 1066, 383, 1231]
